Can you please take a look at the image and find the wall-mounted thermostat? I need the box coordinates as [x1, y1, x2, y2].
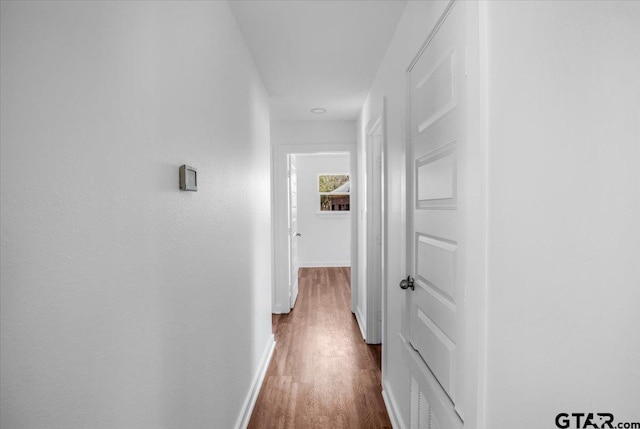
[179, 165, 197, 191]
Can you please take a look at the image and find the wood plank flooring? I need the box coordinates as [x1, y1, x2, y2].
[248, 267, 391, 429]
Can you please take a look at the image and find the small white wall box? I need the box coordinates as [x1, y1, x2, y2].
[179, 165, 197, 191]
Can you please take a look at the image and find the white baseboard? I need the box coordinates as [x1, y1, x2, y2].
[234, 334, 276, 429]
[382, 380, 407, 429]
[355, 306, 367, 341]
[298, 261, 350, 268]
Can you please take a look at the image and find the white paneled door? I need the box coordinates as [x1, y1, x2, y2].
[403, 1, 471, 427]
[288, 155, 300, 308]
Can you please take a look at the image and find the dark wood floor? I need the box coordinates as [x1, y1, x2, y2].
[248, 267, 391, 429]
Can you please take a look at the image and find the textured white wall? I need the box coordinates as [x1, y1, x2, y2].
[0, 2, 272, 428]
[296, 154, 350, 267]
[484, 2, 640, 426]
[271, 120, 356, 146]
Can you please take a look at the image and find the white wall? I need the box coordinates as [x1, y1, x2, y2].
[358, 2, 449, 427]
[296, 154, 350, 267]
[484, 1, 640, 427]
[271, 120, 356, 146]
[0, 2, 273, 428]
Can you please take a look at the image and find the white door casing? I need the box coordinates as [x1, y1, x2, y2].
[402, 1, 485, 427]
[288, 155, 300, 309]
[365, 106, 386, 345]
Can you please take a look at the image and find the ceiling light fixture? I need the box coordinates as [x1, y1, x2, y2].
[310, 108, 327, 114]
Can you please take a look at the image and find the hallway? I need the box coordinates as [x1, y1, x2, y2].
[3, 2, 639, 427]
[248, 268, 391, 428]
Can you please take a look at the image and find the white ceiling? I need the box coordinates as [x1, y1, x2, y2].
[229, 0, 407, 121]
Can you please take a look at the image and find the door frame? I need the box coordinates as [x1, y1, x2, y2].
[363, 101, 386, 345]
[272, 143, 358, 314]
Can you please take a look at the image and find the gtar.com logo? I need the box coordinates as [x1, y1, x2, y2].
[555, 413, 614, 428]
[555, 413, 640, 429]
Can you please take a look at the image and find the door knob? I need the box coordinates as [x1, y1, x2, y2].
[399, 276, 414, 290]
[295, 232, 302, 237]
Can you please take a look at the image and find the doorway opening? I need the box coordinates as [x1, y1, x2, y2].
[272, 144, 357, 315]
[286, 153, 351, 309]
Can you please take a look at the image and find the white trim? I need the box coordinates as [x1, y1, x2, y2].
[382, 380, 407, 429]
[270, 145, 277, 318]
[355, 306, 367, 341]
[475, 1, 490, 426]
[290, 269, 299, 310]
[290, 287, 299, 309]
[272, 303, 289, 315]
[234, 335, 276, 429]
[406, 0, 457, 72]
[364, 104, 386, 345]
[298, 261, 350, 268]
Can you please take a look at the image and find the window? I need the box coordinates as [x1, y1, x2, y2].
[318, 174, 350, 212]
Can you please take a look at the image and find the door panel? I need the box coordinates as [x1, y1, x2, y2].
[416, 143, 457, 209]
[413, 49, 458, 136]
[404, 0, 466, 424]
[416, 235, 457, 301]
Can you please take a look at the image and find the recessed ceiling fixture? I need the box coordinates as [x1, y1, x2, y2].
[310, 108, 327, 114]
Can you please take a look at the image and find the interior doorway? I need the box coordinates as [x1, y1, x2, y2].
[272, 144, 357, 314]
[286, 153, 351, 309]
